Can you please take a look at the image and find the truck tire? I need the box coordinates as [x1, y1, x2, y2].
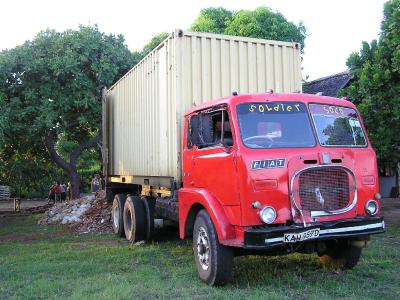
[141, 197, 155, 241]
[320, 240, 362, 269]
[112, 194, 126, 237]
[193, 209, 233, 286]
[123, 195, 147, 242]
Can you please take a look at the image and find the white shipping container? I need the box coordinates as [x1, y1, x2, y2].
[103, 30, 302, 186]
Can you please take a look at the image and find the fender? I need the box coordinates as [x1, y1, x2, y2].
[178, 188, 236, 243]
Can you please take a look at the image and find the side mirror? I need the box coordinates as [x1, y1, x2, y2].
[221, 141, 232, 153]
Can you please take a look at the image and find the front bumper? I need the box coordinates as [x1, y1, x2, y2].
[244, 217, 385, 250]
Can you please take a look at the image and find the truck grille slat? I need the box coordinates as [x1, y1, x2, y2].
[298, 168, 352, 211]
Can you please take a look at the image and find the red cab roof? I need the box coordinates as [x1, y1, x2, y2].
[185, 93, 355, 116]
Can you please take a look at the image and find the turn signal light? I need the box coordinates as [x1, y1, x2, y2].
[253, 179, 278, 191]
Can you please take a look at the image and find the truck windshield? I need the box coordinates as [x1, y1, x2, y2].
[309, 104, 367, 147]
[236, 102, 316, 148]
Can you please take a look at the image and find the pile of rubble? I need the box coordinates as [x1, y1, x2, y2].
[38, 190, 112, 233]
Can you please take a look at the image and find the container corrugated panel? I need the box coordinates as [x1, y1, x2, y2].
[105, 30, 302, 184]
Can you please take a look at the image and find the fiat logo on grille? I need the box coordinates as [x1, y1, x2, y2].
[314, 187, 325, 207]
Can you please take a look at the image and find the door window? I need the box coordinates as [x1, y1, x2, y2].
[188, 110, 233, 149]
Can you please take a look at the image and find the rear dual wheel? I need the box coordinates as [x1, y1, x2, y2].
[111, 194, 126, 237]
[123, 195, 147, 242]
[112, 194, 155, 242]
[141, 197, 155, 240]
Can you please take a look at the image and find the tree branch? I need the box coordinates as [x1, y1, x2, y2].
[70, 134, 101, 167]
[44, 128, 71, 171]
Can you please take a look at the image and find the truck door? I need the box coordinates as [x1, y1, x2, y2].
[185, 108, 240, 206]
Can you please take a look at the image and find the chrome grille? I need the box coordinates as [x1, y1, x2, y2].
[298, 167, 351, 211]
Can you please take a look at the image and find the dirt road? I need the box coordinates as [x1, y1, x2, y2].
[381, 198, 400, 226]
[0, 200, 48, 212]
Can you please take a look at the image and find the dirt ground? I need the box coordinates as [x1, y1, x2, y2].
[381, 198, 400, 226]
[0, 200, 48, 212]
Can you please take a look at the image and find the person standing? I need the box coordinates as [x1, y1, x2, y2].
[66, 182, 72, 202]
[91, 175, 100, 193]
[48, 182, 56, 204]
[54, 181, 62, 203]
[60, 182, 66, 202]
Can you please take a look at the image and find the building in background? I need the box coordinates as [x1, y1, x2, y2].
[303, 71, 351, 97]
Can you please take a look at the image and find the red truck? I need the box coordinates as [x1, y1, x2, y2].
[103, 31, 384, 286]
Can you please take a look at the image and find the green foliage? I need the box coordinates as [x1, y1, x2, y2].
[0, 26, 167, 197]
[142, 32, 169, 57]
[0, 92, 7, 147]
[342, 0, 400, 167]
[190, 7, 233, 34]
[190, 6, 306, 50]
[0, 150, 64, 197]
[132, 50, 143, 67]
[0, 25, 133, 196]
[77, 148, 102, 191]
[132, 32, 169, 66]
[227, 7, 306, 50]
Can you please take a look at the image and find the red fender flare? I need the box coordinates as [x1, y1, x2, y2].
[178, 188, 235, 243]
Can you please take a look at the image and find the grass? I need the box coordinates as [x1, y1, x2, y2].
[0, 215, 399, 300]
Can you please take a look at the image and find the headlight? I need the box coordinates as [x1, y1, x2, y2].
[365, 200, 378, 215]
[259, 206, 276, 224]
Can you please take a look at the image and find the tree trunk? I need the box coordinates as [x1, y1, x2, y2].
[69, 170, 80, 199]
[397, 162, 400, 197]
[45, 128, 101, 200]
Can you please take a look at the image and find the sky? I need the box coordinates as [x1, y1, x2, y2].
[0, 0, 386, 81]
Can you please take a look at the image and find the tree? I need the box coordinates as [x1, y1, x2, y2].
[190, 6, 306, 51]
[0, 91, 7, 146]
[190, 7, 233, 34]
[0, 26, 133, 198]
[342, 0, 400, 193]
[142, 32, 169, 57]
[132, 32, 169, 66]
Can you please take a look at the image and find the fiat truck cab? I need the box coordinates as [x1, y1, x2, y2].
[178, 92, 384, 285]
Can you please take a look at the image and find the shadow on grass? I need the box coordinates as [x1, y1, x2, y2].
[150, 223, 333, 289]
[231, 253, 325, 286]
[152, 223, 181, 243]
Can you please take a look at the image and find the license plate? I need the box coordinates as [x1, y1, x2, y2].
[283, 228, 320, 243]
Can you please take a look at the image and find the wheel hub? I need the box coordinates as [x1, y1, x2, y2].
[197, 243, 206, 255]
[113, 205, 119, 228]
[196, 226, 210, 271]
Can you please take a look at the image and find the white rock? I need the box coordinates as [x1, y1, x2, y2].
[61, 215, 81, 224]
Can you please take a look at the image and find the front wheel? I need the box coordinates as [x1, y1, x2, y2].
[193, 210, 233, 286]
[319, 239, 362, 269]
